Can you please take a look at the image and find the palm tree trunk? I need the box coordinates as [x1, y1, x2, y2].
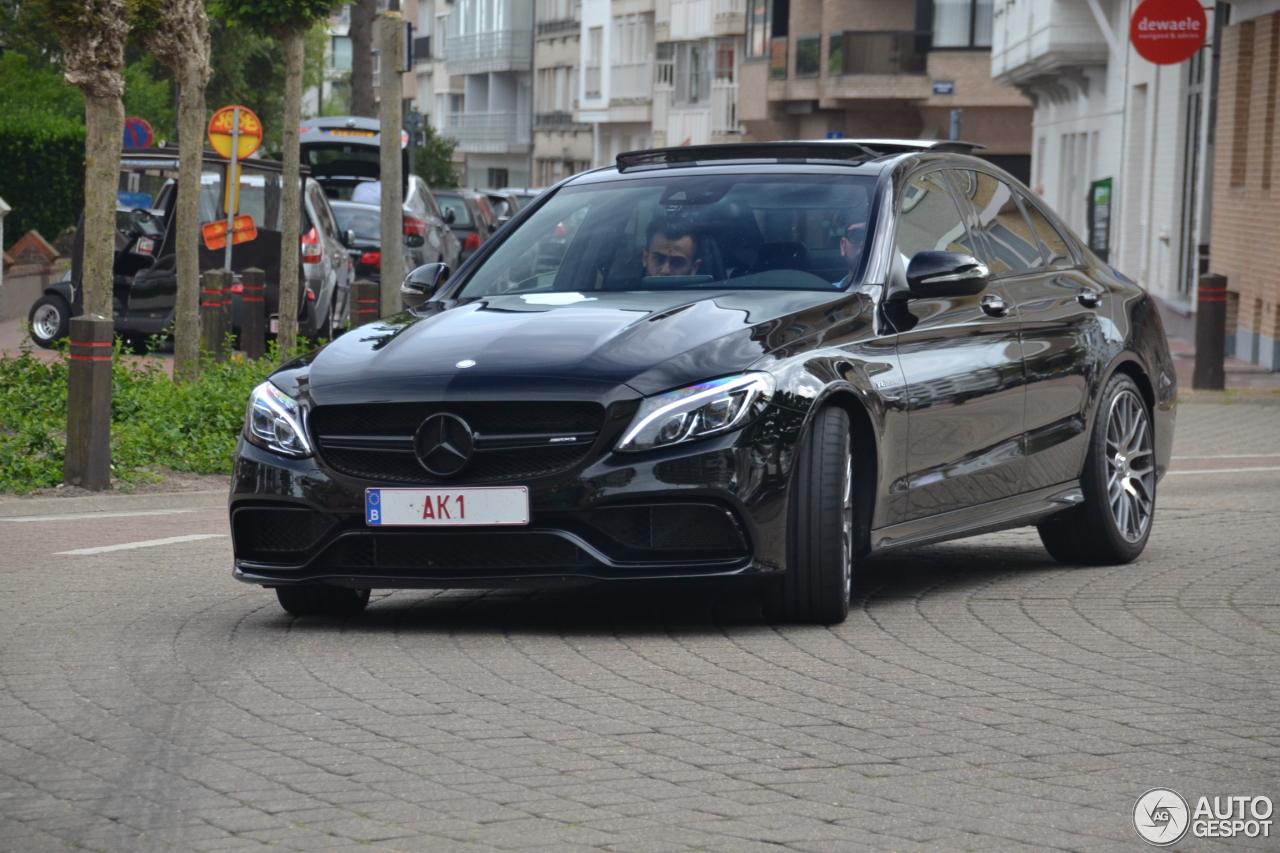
[173, 71, 206, 380]
[277, 28, 305, 359]
[82, 92, 125, 319]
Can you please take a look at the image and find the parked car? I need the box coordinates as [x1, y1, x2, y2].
[329, 201, 383, 282]
[230, 139, 1176, 623]
[479, 189, 523, 224]
[28, 147, 352, 349]
[432, 189, 496, 262]
[300, 117, 459, 276]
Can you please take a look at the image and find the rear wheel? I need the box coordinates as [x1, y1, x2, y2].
[1038, 373, 1155, 565]
[765, 406, 857, 625]
[28, 295, 70, 348]
[275, 585, 370, 617]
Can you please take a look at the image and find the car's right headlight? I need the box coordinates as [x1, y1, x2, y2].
[615, 373, 776, 453]
[244, 381, 313, 458]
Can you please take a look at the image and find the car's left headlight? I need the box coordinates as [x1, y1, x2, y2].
[244, 381, 313, 458]
[615, 373, 776, 453]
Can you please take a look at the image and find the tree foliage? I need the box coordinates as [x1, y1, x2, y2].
[414, 125, 461, 190]
[208, 0, 338, 37]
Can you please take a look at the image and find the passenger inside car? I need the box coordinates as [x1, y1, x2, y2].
[642, 217, 703, 278]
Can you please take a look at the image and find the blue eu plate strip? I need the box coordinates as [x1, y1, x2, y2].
[365, 489, 382, 525]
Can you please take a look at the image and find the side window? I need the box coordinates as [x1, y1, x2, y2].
[1017, 194, 1074, 266]
[311, 187, 340, 239]
[894, 170, 972, 260]
[963, 171, 1043, 275]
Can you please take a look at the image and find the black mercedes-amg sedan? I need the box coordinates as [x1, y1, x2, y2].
[230, 139, 1176, 624]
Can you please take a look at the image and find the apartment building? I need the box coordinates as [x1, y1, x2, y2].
[991, 0, 1214, 320]
[651, 0, 746, 148]
[433, 0, 534, 189]
[535, 0, 593, 186]
[1210, 2, 1280, 370]
[576, 0, 657, 167]
[740, 0, 1031, 179]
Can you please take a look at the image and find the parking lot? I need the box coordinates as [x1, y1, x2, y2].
[1, 400, 1277, 852]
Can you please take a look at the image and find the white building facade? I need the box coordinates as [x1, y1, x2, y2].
[991, 0, 1217, 319]
[576, 0, 656, 167]
[651, 0, 745, 148]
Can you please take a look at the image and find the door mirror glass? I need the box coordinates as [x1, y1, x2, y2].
[401, 262, 450, 307]
[405, 233, 426, 249]
[443, 207, 456, 224]
[906, 251, 989, 298]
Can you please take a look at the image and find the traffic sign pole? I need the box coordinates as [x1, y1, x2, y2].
[224, 106, 241, 272]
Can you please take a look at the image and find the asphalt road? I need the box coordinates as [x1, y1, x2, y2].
[1, 401, 1278, 852]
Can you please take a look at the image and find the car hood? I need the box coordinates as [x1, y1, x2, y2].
[296, 289, 869, 405]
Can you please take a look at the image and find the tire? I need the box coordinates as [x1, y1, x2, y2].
[1038, 373, 1156, 565]
[765, 406, 858, 625]
[28, 295, 70, 349]
[275, 585, 370, 617]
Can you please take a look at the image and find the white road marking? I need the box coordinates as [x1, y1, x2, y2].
[55, 534, 227, 555]
[0, 508, 214, 523]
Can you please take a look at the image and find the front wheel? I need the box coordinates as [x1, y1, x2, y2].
[1038, 373, 1156, 565]
[765, 406, 857, 625]
[28, 295, 71, 348]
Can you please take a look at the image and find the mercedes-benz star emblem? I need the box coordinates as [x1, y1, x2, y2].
[414, 413, 475, 476]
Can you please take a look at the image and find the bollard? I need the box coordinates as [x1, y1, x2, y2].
[63, 316, 113, 491]
[352, 279, 381, 327]
[1193, 273, 1226, 391]
[240, 267, 266, 360]
[199, 269, 231, 361]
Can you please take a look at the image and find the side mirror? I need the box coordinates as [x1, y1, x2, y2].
[342, 229, 356, 248]
[487, 222, 497, 233]
[405, 233, 426, 249]
[130, 208, 153, 226]
[905, 251, 989, 298]
[443, 208, 456, 225]
[401, 262, 450, 307]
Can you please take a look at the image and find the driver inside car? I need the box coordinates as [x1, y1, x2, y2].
[834, 219, 868, 287]
[642, 217, 703, 278]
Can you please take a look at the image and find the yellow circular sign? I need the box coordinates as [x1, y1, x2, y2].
[207, 105, 263, 160]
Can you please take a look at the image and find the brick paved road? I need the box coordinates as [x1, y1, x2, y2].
[1, 402, 1277, 852]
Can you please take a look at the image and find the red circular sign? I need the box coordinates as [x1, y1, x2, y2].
[1131, 0, 1207, 65]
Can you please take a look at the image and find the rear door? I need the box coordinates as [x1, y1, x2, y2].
[889, 169, 1026, 521]
[955, 169, 1106, 492]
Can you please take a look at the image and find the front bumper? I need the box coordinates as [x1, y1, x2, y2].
[229, 405, 804, 588]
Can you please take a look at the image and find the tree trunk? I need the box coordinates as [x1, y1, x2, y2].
[82, 92, 125, 319]
[277, 28, 305, 359]
[349, 0, 377, 118]
[378, 11, 404, 317]
[173, 70, 205, 380]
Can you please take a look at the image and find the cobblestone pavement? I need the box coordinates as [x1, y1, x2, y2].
[1, 402, 1278, 852]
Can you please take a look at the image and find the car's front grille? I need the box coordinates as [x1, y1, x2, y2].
[315, 531, 595, 571]
[310, 401, 607, 484]
[233, 506, 339, 563]
[583, 504, 747, 553]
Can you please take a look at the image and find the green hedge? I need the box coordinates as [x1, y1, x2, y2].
[0, 343, 281, 494]
[0, 113, 85, 250]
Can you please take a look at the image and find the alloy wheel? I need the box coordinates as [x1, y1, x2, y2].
[1105, 388, 1155, 542]
[31, 304, 61, 341]
[841, 451, 853, 602]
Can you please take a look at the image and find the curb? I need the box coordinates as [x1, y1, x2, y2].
[1178, 391, 1280, 406]
[0, 489, 227, 519]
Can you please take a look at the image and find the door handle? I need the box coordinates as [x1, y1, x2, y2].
[1076, 289, 1101, 308]
[980, 294, 1008, 317]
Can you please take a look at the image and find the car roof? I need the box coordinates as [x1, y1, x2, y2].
[329, 200, 379, 211]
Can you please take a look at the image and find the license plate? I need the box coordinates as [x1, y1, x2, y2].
[269, 316, 279, 333]
[325, 128, 376, 137]
[365, 487, 529, 526]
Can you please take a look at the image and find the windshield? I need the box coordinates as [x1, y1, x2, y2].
[456, 174, 875, 298]
[436, 195, 472, 227]
[331, 204, 381, 239]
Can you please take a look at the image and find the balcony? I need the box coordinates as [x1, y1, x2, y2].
[536, 18, 578, 36]
[710, 80, 741, 135]
[611, 61, 654, 102]
[829, 31, 929, 76]
[535, 111, 587, 130]
[446, 30, 534, 75]
[444, 111, 532, 153]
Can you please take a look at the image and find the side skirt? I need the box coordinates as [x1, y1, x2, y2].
[870, 482, 1083, 554]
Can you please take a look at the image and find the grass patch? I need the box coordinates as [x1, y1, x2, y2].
[0, 338, 292, 494]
